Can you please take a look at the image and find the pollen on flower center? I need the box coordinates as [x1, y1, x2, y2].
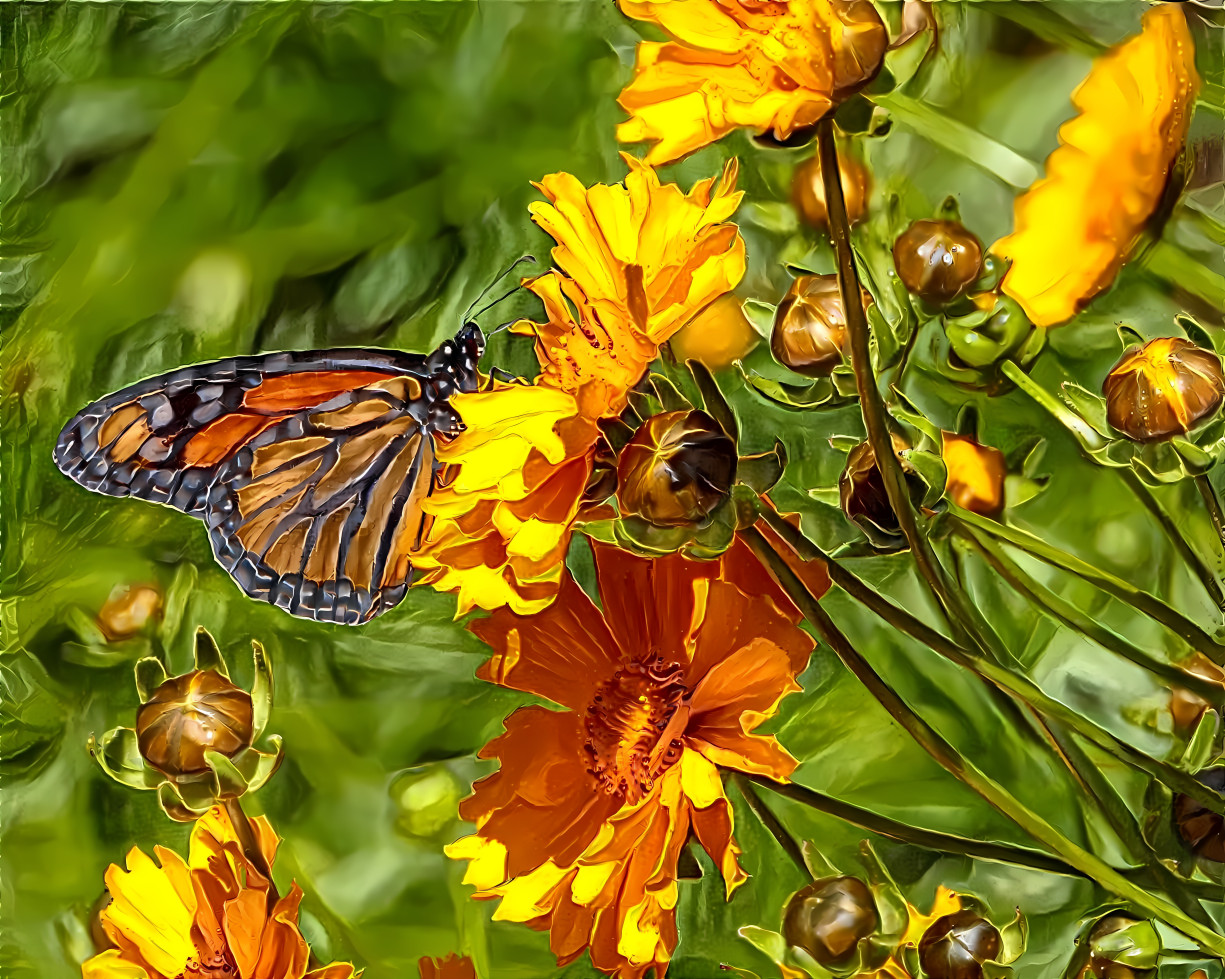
[584, 654, 688, 803]
[179, 942, 238, 979]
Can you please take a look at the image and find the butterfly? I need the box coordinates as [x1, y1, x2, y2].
[54, 325, 484, 626]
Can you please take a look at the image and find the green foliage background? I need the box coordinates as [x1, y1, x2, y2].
[2, 2, 1224, 977]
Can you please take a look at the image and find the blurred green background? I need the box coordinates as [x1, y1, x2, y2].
[2, 2, 1224, 977]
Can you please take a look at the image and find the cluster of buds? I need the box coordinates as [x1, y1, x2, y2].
[90, 626, 283, 820]
[739, 843, 1025, 978]
[581, 366, 787, 560]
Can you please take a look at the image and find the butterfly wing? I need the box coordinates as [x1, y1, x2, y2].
[55, 348, 464, 624]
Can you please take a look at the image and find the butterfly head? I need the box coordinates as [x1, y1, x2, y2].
[426, 323, 485, 395]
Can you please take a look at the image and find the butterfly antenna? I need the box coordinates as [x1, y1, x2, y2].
[463, 255, 538, 325]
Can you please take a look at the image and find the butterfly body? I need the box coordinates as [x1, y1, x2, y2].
[55, 325, 483, 625]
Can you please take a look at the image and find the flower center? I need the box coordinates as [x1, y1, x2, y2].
[584, 654, 688, 804]
[179, 943, 238, 979]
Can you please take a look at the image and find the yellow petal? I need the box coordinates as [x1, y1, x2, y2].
[445, 835, 508, 891]
[678, 748, 724, 809]
[491, 861, 569, 922]
[82, 950, 152, 979]
[102, 847, 196, 978]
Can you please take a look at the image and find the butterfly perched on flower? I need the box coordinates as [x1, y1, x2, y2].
[54, 325, 484, 626]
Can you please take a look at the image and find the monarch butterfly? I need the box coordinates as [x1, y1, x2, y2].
[54, 325, 484, 626]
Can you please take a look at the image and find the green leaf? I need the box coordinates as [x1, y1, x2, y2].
[91, 728, 160, 791]
[134, 656, 167, 704]
[250, 640, 273, 739]
[193, 626, 227, 676]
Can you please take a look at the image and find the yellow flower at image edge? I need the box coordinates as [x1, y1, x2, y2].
[617, 0, 887, 164]
[83, 807, 354, 979]
[446, 540, 816, 979]
[414, 157, 747, 614]
[994, 3, 1199, 327]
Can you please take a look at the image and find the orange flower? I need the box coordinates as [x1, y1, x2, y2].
[83, 807, 355, 979]
[414, 160, 745, 614]
[418, 954, 476, 979]
[446, 539, 816, 979]
[994, 4, 1199, 327]
[617, 0, 887, 164]
[941, 434, 1006, 518]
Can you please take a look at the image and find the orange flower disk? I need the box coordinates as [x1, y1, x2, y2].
[83, 807, 354, 979]
[414, 159, 745, 615]
[617, 0, 887, 164]
[446, 539, 816, 979]
[995, 4, 1199, 327]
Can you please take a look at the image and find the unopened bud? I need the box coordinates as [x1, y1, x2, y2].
[98, 585, 162, 641]
[942, 434, 1006, 518]
[1088, 915, 1160, 979]
[829, 0, 889, 101]
[782, 876, 878, 966]
[1103, 337, 1224, 443]
[918, 910, 1002, 979]
[894, 220, 983, 306]
[771, 275, 870, 377]
[791, 155, 870, 230]
[1173, 766, 1225, 863]
[136, 670, 254, 778]
[617, 411, 737, 528]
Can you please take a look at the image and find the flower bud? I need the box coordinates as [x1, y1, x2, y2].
[839, 437, 919, 546]
[1103, 337, 1224, 443]
[942, 434, 1006, 518]
[783, 876, 878, 966]
[791, 155, 870, 230]
[136, 669, 254, 778]
[1169, 654, 1224, 731]
[97, 584, 162, 641]
[1088, 915, 1160, 979]
[829, 0, 889, 101]
[392, 765, 464, 840]
[1173, 766, 1225, 862]
[617, 411, 737, 528]
[771, 275, 870, 378]
[672, 294, 758, 369]
[893, 220, 983, 306]
[918, 910, 1002, 979]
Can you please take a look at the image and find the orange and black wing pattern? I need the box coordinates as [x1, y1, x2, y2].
[54, 330, 483, 624]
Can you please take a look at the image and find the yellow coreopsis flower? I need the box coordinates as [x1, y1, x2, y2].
[994, 4, 1199, 327]
[83, 807, 355, 979]
[617, 0, 888, 164]
[413, 158, 745, 615]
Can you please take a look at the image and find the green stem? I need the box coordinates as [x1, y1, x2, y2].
[730, 773, 810, 877]
[815, 118, 971, 647]
[757, 509, 1225, 815]
[223, 796, 279, 907]
[1001, 360, 1225, 610]
[1196, 473, 1225, 553]
[741, 774, 1083, 879]
[960, 527, 1224, 704]
[743, 527, 1225, 957]
[952, 506, 1225, 667]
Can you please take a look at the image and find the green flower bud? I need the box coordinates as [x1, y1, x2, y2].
[1088, 915, 1160, 979]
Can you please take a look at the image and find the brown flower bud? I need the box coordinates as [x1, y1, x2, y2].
[97, 584, 162, 641]
[918, 910, 1002, 979]
[1169, 654, 1225, 732]
[829, 0, 889, 101]
[893, 220, 984, 305]
[839, 437, 915, 541]
[1173, 766, 1225, 862]
[671, 294, 758, 369]
[616, 410, 737, 528]
[783, 876, 878, 966]
[942, 434, 1006, 518]
[791, 155, 870, 230]
[771, 275, 871, 378]
[136, 670, 254, 778]
[1103, 337, 1224, 443]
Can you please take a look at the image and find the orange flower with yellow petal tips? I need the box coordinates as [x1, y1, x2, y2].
[414, 159, 746, 614]
[418, 954, 477, 979]
[446, 539, 816, 979]
[82, 806, 355, 979]
[994, 4, 1199, 327]
[617, 0, 888, 164]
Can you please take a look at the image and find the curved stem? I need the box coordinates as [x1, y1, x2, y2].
[952, 507, 1225, 666]
[730, 773, 810, 877]
[756, 509, 1225, 815]
[960, 527, 1224, 704]
[742, 526, 1225, 957]
[223, 796, 280, 907]
[741, 774, 1083, 879]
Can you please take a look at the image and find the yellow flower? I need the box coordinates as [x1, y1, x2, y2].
[616, 0, 887, 164]
[994, 4, 1199, 327]
[83, 807, 354, 979]
[446, 541, 815, 979]
[414, 160, 745, 615]
[941, 433, 1006, 518]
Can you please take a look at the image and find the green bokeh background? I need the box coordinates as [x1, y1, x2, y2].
[2, 2, 1224, 977]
